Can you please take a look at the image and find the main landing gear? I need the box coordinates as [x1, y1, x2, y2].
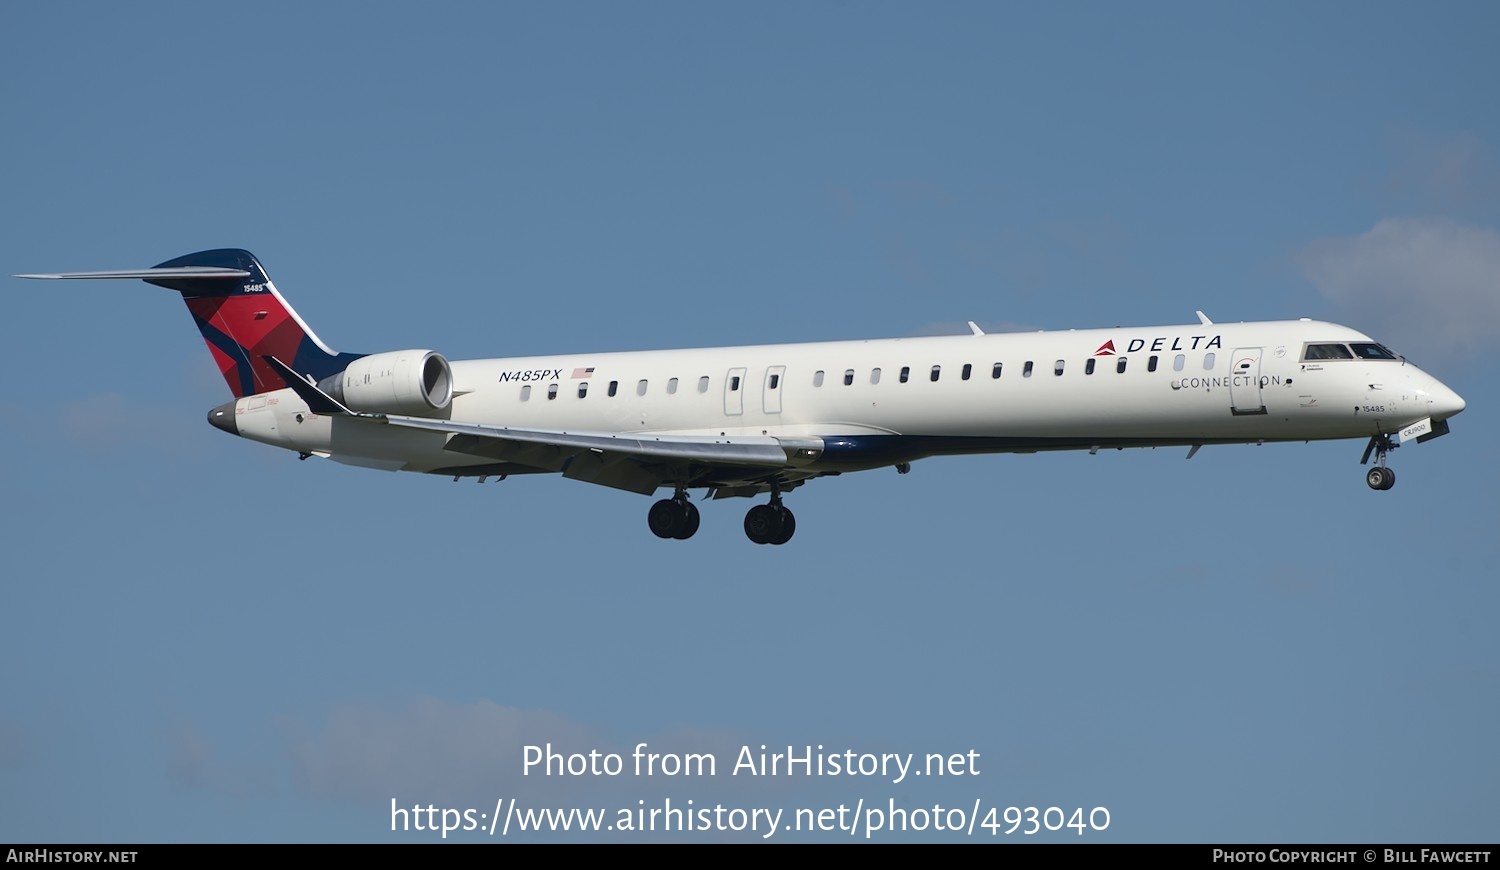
[743, 490, 795, 546]
[1360, 434, 1397, 491]
[648, 489, 700, 540]
[648, 486, 797, 544]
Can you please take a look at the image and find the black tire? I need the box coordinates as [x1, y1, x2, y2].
[1366, 467, 1391, 491]
[1379, 467, 1396, 490]
[648, 499, 683, 538]
[744, 504, 776, 544]
[769, 507, 796, 545]
[673, 501, 701, 539]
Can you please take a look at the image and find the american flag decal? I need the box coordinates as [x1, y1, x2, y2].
[571, 366, 595, 379]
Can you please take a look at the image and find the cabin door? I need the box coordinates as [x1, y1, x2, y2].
[1229, 347, 1267, 415]
[763, 366, 785, 414]
[724, 367, 747, 416]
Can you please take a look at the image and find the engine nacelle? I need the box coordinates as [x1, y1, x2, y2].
[320, 350, 453, 416]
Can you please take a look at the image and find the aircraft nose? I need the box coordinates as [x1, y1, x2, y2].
[207, 401, 238, 435]
[1428, 380, 1466, 420]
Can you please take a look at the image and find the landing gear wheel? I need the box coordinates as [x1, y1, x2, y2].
[649, 497, 701, 539]
[744, 504, 795, 545]
[769, 507, 795, 545]
[648, 499, 683, 538]
[744, 504, 777, 545]
[674, 501, 700, 539]
[1360, 435, 1399, 491]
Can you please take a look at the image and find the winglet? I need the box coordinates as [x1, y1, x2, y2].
[968, 321, 985, 336]
[1196, 310, 1213, 325]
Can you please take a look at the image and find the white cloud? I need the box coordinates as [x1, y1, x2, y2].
[282, 697, 602, 806]
[46, 393, 208, 455]
[282, 701, 784, 809]
[166, 719, 273, 798]
[167, 697, 799, 813]
[1297, 217, 1500, 365]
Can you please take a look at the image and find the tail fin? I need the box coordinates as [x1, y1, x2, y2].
[20, 248, 363, 397]
[148, 249, 365, 397]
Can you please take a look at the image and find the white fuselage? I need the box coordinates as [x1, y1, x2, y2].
[226, 318, 1466, 481]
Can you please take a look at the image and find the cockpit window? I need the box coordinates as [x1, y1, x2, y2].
[1303, 343, 1354, 361]
[1350, 342, 1399, 360]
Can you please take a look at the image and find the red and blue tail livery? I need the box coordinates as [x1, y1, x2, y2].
[145, 249, 364, 397]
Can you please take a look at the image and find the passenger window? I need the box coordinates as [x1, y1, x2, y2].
[769, 374, 780, 389]
[730, 376, 741, 391]
[1085, 358, 1095, 375]
[521, 385, 531, 401]
[813, 370, 825, 387]
[1023, 361, 1034, 378]
[1117, 357, 1127, 374]
[870, 367, 881, 385]
[1204, 352, 1216, 370]
[961, 363, 972, 380]
[1054, 359, 1065, 376]
[547, 383, 559, 400]
[900, 366, 910, 383]
[637, 379, 648, 396]
[608, 380, 618, 397]
[1173, 354, 1185, 371]
[930, 365, 941, 382]
[844, 369, 855, 386]
[992, 363, 1003, 379]
[577, 383, 588, 398]
[698, 376, 710, 393]
[667, 377, 678, 394]
[1148, 355, 1158, 372]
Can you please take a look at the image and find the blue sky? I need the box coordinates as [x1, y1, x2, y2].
[2, 1, 1496, 843]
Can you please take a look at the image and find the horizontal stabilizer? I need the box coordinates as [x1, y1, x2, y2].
[15, 267, 250, 280]
[16, 249, 363, 398]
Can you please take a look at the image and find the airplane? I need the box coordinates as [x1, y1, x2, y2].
[18, 248, 1467, 545]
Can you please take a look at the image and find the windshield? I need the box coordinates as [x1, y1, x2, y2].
[1303, 343, 1354, 360]
[1351, 342, 1399, 360]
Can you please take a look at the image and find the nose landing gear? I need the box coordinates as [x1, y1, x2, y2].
[1360, 434, 1398, 491]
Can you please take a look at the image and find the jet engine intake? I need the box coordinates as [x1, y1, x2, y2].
[319, 350, 453, 416]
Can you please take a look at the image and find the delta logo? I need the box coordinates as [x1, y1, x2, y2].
[1092, 334, 1224, 355]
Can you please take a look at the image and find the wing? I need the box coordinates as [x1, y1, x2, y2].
[261, 353, 825, 495]
[385, 414, 825, 495]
